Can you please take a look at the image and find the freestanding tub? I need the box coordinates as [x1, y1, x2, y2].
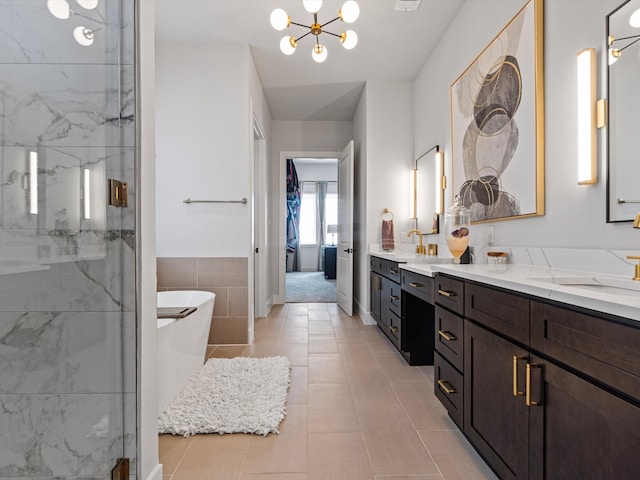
[157, 290, 215, 414]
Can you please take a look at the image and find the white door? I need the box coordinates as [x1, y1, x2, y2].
[336, 140, 354, 315]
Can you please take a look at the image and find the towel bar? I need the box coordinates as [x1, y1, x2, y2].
[617, 198, 640, 204]
[183, 198, 247, 205]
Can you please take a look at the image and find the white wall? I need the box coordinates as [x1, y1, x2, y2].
[414, 0, 634, 250]
[155, 43, 251, 257]
[353, 81, 414, 321]
[268, 121, 353, 302]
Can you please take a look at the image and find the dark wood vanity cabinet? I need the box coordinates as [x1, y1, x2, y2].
[434, 273, 640, 480]
[370, 256, 402, 350]
[369, 256, 435, 365]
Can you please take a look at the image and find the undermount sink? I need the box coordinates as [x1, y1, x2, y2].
[529, 275, 640, 297]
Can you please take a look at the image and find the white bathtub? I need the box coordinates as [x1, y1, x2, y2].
[157, 290, 215, 414]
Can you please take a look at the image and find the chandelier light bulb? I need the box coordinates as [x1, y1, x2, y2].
[630, 8, 640, 28]
[280, 36, 297, 55]
[608, 48, 621, 65]
[339, 0, 360, 24]
[77, 0, 99, 9]
[47, 0, 71, 19]
[303, 0, 323, 14]
[73, 26, 95, 46]
[340, 30, 358, 49]
[270, 9, 290, 30]
[312, 44, 327, 63]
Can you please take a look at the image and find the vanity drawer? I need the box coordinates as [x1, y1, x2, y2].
[531, 301, 640, 402]
[434, 351, 463, 429]
[435, 305, 464, 372]
[370, 256, 386, 276]
[381, 309, 402, 350]
[389, 280, 402, 316]
[434, 274, 465, 315]
[402, 270, 434, 304]
[465, 282, 529, 345]
[388, 262, 402, 283]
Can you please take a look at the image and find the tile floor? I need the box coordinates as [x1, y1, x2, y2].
[159, 302, 499, 480]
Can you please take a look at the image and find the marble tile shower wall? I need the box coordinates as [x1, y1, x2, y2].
[157, 257, 250, 344]
[0, 2, 137, 479]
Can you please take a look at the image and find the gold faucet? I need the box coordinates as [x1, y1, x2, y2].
[408, 229, 426, 255]
[633, 212, 640, 228]
[627, 256, 640, 281]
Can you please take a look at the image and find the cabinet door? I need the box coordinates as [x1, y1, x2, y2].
[528, 355, 640, 480]
[370, 272, 381, 321]
[465, 320, 529, 480]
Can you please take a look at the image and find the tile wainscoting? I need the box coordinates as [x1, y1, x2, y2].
[157, 257, 249, 344]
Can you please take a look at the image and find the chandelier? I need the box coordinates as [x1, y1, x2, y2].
[270, 0, 360, 63]
[47, 0, 103, 47]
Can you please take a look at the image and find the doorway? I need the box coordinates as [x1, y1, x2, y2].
[285, 157, 338, 303]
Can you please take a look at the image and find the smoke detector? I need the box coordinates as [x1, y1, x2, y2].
[394, 0, 422, 11]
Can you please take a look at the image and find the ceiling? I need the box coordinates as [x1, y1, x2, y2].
[155, 0, 465, 121]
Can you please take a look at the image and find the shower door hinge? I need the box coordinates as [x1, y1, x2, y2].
[108, 179, 128, 207]
[111, 457, 129, 480]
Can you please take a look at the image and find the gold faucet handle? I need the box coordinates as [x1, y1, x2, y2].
[627, 256, 640, 281]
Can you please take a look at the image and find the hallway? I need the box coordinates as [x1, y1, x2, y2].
[159, 303, 497, 480]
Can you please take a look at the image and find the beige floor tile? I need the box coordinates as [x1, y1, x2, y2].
[355, 404, 415, 433]
[308, 311, 331, 322]
[372, 475, 442, 479]
[308, 335, 339, 354]
[308, 353, 347, 383]
[338, 342, 377, 367]
[333, 326, 366, 343]
[287, 305, 309, 316]
[288, 366, 308, 405]
[241, 475, 307, 480]
[243, 405, 308, 474]
[364, 430, 439, 476]
[308, 432, 373, 480]
[284, 315, 310, 328]
[308, 320, 334, 335]
[361, 329, 398, 353]
[170, 434, 251, 480]
[158, 434, 192, 476]
[308, 383, 361, 433]
[391, 382, 457, 431]
[418, 430, 499, 480]
[208, 345, 247, 359]
[346, 366, 400, 406]
[376, 351, 430, 382]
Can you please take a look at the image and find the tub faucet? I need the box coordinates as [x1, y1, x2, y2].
[407, 229, 426, 255]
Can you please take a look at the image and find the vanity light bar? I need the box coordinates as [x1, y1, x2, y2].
[29, 151, 38, 214]
[577, 48, 597, 185]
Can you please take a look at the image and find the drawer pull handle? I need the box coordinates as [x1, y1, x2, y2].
[437, 379, 457, 394]
[438, 330, 456, 341]
[513, 355, 526, 397]
[437, 289, 457, 297]
[390, 295, 399, 301]
[390, 326, 399, 334]
[390, 269, 399, 275]
[409, 282, 423, 288]
[526, 363, 542, 407]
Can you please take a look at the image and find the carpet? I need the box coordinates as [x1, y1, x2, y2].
[158, 356, 291, 436]
[286, 271, 337, 303]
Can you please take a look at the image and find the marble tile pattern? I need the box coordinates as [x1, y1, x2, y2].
[0, 1, 137, 478]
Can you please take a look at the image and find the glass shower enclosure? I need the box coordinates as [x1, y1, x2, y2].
[0, 1, 137, 478]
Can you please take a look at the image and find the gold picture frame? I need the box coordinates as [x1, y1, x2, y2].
[450, 0, 544, 223]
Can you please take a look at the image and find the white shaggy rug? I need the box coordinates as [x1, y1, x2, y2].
[158, 356, 291, 436]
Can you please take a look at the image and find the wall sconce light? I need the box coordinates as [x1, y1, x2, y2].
[29, 151, 38, 215]
[435, 148, 445, 215]
[577, 48, 597, 185]
[409, 168, 417, 219]
[83, 168, 91, 220]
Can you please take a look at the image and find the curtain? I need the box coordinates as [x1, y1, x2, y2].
[316, 181, 328, 270]
[286, 159, 301, 272]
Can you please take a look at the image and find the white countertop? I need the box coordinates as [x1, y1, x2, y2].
[370, 250, 640, 323]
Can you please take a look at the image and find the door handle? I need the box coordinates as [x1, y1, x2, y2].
[437, 289, 457, 297]
[408, 282, 423, 288]
[437, 379, 457, 394]
[513, 355, 526, 397]
[526, 363, 542, 407]
[390, 295, 399, 301]
[438, 330, 456, 341]
[343, 248, 354, 253]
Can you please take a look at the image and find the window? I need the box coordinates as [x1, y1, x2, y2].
[299, 184, 317, 245]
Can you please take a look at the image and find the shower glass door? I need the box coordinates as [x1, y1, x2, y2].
[0, 1, 136, 478]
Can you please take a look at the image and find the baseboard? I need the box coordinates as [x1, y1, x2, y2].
[145, 463, 163, 480]
[354, 298, 376, 325]
[273, 294, 284, 305]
